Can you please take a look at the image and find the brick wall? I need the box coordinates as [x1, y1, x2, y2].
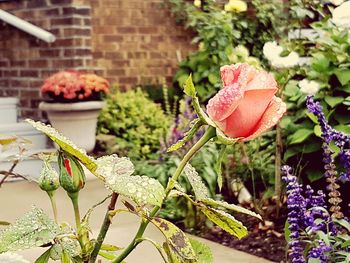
[90, 0, 195, 88]
[0, 0, 96, 119]
[0, 0, 195, 119]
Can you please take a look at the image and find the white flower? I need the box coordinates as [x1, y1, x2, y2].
[330, 0, 345, 6]
[299, 79, 320, 95]
[263, 41, 299, 69]
[263, 41, 283, 61]
[0, 253, 30, 263]
[272, 51, 300, 69]
[332, 1, 350, 28]
[194, 0, 201, 7]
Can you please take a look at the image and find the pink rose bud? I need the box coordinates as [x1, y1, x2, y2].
[207, 63, 286, 141]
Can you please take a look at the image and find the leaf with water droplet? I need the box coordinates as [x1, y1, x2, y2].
[167, 119, 203, 152]
[0, 207, 60, 253]
[199, 207, 247, 239]
[199, 198, 262, 220]
[35, 247, 52, 263]
[26, 119, 97, 173]
[105, 175, 165, 206]
[189, 238, 213, 263]
[95, 154, 134, 179]
[151, 217, 196, 262]
[214, 145, 226, 191]
[215, 128, 240, 145]
[183, 164, 209, 200]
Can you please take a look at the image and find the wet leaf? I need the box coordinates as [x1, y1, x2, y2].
[189, 239, 213, 263]
[26, 119, 97, 173]
[184, 74, 196, 97]
[200, 207, 248, 239]
[0, 207, 60, 253]
[151, 217, 196, 261]
[215, 128, 239, 145]
[200, 199, 262, 220]
[35, 248, 52, 263]
[183, 164, 209, 200]
[95, 154, 134, 179]
[167, 119, 203, 152]
[105, 175, 165, 206]
[215, 145, 226, 190]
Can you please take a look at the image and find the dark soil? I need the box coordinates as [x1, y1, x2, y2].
[199, 209, 287, 262]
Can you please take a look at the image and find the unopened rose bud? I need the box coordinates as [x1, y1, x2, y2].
[39, 160, 60, 192]
[58, 151, 86, 193]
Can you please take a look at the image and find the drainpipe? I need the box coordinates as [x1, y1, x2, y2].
[0, 9, 56, 43]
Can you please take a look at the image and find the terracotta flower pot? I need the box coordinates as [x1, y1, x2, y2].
[39, 101, 105, 152]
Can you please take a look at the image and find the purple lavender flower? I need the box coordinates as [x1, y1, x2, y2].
[282, 165, 306, 263]
[307, 240, 331, 263]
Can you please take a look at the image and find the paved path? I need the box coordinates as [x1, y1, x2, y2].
[0, 180, 272, 263]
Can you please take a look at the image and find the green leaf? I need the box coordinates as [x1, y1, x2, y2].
[105, 175, 165, 206]
[335, 69, 350, 86]
[216, 128, 239, 145]
[0, 207, 60, 253]
[215, 145, 226, 190]
[314, 125, 322, 137]
[334, 125, 350, 135]
[183, 164, 209, 200]
[189, 239, 213, 263]
[95, 155, 134, 179]
[100, 244, 122, 251]
[311, 54, 330, 73]
[98, 251, 117, 260]
[208, 73, 219, 85]
[289, 129, 314, 144]
[200, 198, 262, 220]
[192, 97, 216, 127]
[324, 96, 344, 108]
[61, 250, 70, 263]
[199, 207, 248, 239]
[26, 119, 97, 174]
[305, 111, 318, 124]
[184, 74, 196, 97]
[151, 217, 196, 261]
[284, 220, 290, 243]
[35, 248, 52, 263]
[167, 119, 203, 152]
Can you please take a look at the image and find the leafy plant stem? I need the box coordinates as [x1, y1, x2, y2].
[47, 191, 58, 223]
[68, 192, 81, 229]
[89, 193, 119, 263]
[111, 126, 216, 263]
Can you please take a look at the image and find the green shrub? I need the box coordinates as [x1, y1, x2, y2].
[97, 88, 171, 159]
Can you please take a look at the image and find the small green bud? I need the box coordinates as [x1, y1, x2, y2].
[39, 160, 60, 192]
[58, 151, 86, 193]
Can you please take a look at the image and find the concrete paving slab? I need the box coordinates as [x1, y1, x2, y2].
[0, 180, 272, 263]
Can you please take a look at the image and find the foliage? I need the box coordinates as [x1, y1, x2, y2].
[281, 14, 350, 182]
[97, 88, 171, 160]
[167, 0, 263, 100]
[0, 76, 264, 263]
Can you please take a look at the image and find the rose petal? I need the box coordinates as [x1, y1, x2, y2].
[207, 64, 257, 122]
[246, 72, 277, 91]
[242, 96, 287, 141]
[220, 89, 277, 138]
[206, 83, 244, 122]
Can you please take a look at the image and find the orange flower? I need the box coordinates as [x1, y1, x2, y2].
[41, 71, 110, 101]
[206, 63, 286, 141]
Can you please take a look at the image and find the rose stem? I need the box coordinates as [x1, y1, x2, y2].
[89, 193, 119, 263]
[111, 126, 216, 263]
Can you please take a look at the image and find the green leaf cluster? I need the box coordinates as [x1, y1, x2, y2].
[97, 88, 171, 160]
